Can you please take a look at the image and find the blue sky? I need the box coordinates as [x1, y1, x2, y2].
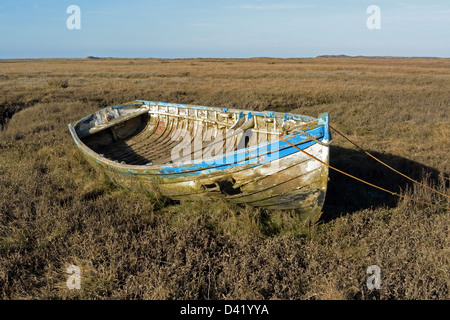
[0, 0, 449, 58]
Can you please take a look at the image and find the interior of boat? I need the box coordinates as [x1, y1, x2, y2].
[79, 110, 290, 166]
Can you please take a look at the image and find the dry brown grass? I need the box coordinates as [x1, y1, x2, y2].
[0, 57, 448, 300]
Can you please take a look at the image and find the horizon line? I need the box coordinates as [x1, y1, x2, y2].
[1, 54, 450, 60]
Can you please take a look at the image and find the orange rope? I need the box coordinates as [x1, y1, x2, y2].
[329, 124, 450, 199]
[279, 135, 450, 211]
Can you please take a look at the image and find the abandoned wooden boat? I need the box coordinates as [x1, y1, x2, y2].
[68, 100, 332, 223]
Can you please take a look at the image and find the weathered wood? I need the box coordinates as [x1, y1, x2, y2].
[68, 100, 331, 223]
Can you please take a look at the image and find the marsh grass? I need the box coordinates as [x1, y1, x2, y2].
[0, 57, 448, 299]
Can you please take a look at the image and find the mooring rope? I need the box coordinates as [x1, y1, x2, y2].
[288, 126, 333, 147]
[329, 124, 450, 199]
[278, 134, 450, 211]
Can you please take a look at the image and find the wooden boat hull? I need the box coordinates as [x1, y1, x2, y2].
[69, 100, 331, 224]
